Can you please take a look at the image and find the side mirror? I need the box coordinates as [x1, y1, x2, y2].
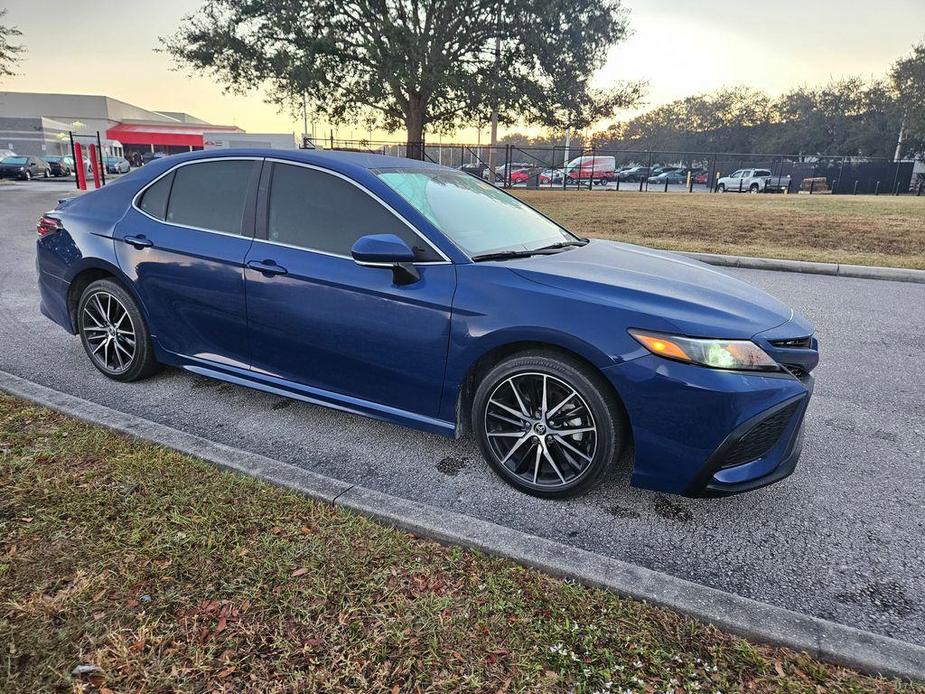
[351, 233, 420, 284]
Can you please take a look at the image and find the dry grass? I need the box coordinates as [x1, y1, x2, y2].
[514, 190, 925, 269]
[1, 394, 921, 692]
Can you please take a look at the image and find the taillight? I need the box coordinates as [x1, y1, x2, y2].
[37, 215, 61, 237]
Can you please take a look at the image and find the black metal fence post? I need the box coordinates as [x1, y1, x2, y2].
[68, 131, 78, 190]
[874, 180, 881, 195]
[96, 131, 106, 186]
[853, 180, 859, 195]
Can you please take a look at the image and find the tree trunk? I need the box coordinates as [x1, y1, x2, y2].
[405, 94, 426, 160]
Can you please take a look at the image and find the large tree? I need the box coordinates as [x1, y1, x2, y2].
[162, 0, 640, 157]
[891, 39, 925, 159]
[0, 10, 24, 81]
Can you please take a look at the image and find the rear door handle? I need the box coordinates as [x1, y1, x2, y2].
[123, 234, 153, 249]
[246, 259, 288, 277]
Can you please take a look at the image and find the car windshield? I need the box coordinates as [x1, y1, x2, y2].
[376, 168, 576, 257]
[45, 156, 62, 162]
[2, 156, 27, 164]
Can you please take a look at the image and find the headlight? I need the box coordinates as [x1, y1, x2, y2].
[629, 329, 779, 371]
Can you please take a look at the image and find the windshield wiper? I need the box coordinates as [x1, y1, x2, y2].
[471, 249, 542, 262]
[471, 239, 588, 263]
[536, 239, 589, 251]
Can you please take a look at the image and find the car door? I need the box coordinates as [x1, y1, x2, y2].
[244, 160, 456, 417]
[113, 157, 262, 369]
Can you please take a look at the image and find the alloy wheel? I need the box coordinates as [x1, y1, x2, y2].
[483, 372, 598, 490]
[81, 291, 137, 374]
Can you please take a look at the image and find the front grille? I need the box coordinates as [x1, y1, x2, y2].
[770, 336, 812, 349]
[720, 401, 800, 468]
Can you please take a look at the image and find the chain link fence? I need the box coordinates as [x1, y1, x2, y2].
[314, 138, 923, 196]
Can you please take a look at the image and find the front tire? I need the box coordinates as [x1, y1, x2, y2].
[472, 351, 625, 498]
[77, 279, 161, 382]
[749, 183, 760, 193]
[717, 183, 725, 192]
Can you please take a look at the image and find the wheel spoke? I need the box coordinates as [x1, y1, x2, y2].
[541, 442, 566, 484]
[540, 375, 548, 416]
[546, 390, 577, 419]
[532, 442, 542, 483]
[91, 337, 107, 355]
[553, 434, 592, 462]
[552, 426, 596, 436]
[487, 410, 525, 428]
[508, 378, 530, 417]
[93, 294, 106, 321]
[488, 431, 525, 438]
[489, 399, 529, 422]
[113, 339, 133, 360]
[83, 307, 104, 327]
[557, 443, 586, 472]
[499, 432, 532, 465]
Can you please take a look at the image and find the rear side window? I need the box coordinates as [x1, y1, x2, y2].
[266, 163, 439, 260]
[138, 172, 173, 220]
[165, 160, 256, 234]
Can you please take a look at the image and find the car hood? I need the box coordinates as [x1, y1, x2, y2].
[507, 239, 795, 338]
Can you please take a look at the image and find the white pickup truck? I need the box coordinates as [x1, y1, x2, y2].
[716, 168, 790, 193]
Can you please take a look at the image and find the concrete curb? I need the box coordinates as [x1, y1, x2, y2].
[1, 369, 923, 683]
[681, 251, 925, 284]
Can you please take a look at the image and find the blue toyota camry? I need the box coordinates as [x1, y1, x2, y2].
[36, 149, 818, 498]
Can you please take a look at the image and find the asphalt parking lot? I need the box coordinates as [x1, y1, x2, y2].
[2, 183, 924, 646]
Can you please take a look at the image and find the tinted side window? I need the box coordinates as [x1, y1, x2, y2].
[166, 160, 256, 234]
[267, 163, 438, 260]
[138, 171, 173, 220]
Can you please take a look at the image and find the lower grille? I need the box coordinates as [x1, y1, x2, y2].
[782, 363, 810, 381]
[720, 401, 800, 468]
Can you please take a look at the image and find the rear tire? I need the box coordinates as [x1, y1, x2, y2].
[472, 350, 625, 498]
[77, 279, 161, 382]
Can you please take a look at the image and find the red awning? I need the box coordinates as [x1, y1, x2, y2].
[106, 123, 241, 148]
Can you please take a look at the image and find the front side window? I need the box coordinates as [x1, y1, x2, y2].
[165, 160, 256, 234]
[266, 163, 439, 260]
[376, 168, 576, 257]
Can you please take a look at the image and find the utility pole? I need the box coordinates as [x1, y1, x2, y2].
[302, 93, 308, 144]
[487, 0, 501, 177]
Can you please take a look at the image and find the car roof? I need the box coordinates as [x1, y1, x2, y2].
[149, 147, 444, 178]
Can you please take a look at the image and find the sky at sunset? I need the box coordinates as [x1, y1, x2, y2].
[3, 0, 924, 143]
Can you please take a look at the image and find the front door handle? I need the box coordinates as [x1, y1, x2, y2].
[246, 259, 288, 277]
[123, 234, 153, 249]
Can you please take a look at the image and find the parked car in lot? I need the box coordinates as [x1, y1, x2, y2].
[482, 162, 535, 184]
[539, 168, 565, 185]
[647, 169, 686, 185]
[37, 149, 818, 499]
[43, 156, 73, 176]
[694, 170, 711, 185]
[617, 166, 651, 182]
[508, 165, 545, 185]
[717, 169, 790, 193]
[458, 163, 489, 179]
[103, 156, 131, 174]
[0, 155, 50, 180]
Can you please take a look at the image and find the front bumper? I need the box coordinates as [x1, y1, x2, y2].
[603, 354, 813, 497]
